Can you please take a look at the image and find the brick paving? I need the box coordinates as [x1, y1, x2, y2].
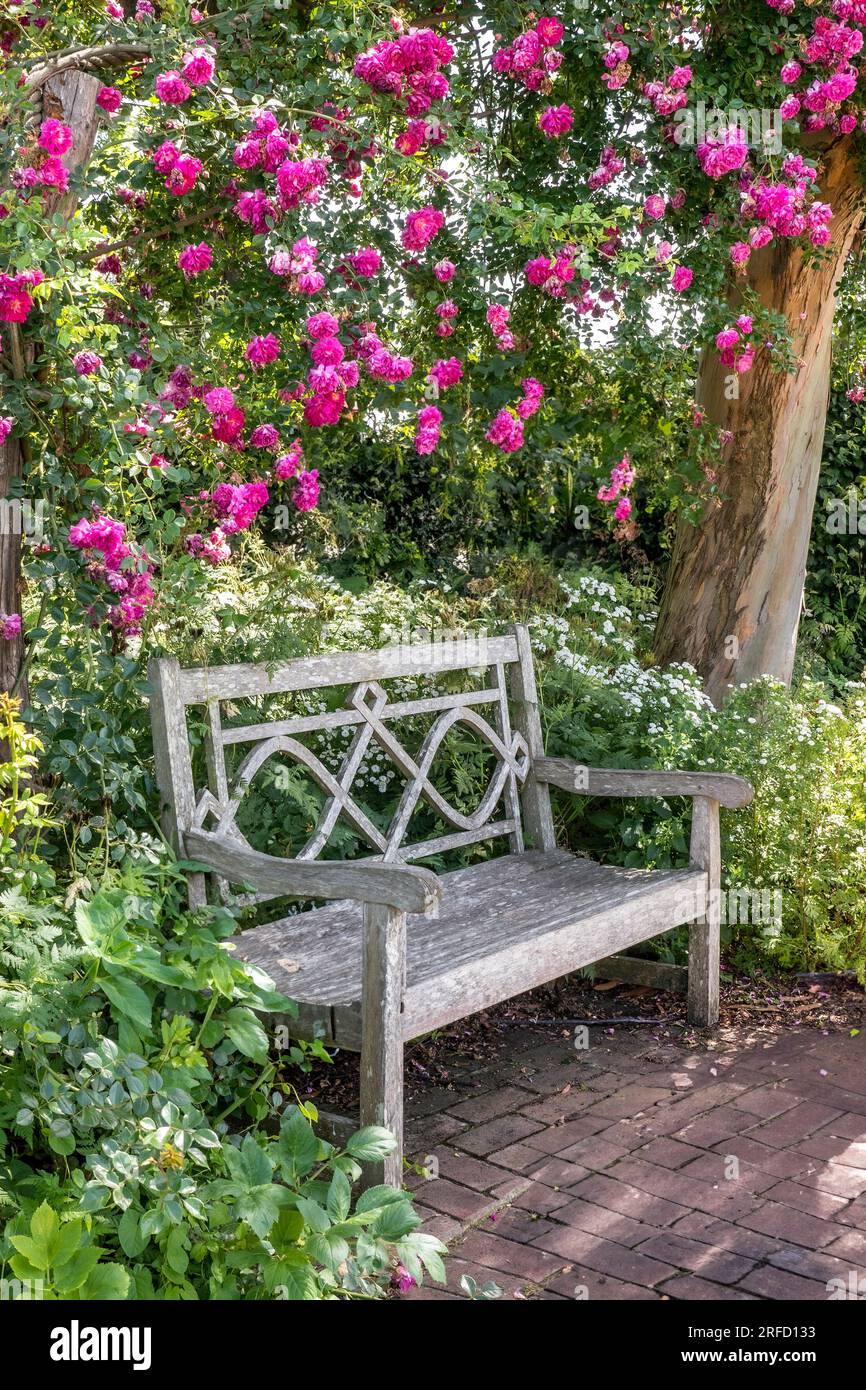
[398, 1022, 866, 1301]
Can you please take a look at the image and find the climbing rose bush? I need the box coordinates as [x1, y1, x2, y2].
[2, 0, 866, 656]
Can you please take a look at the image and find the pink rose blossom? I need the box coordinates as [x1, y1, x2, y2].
[182, 48, 216, 86]
[428, 357, 463, 390]
[96, 86, 123, 115]
[178, 242, 213, 277]
[539, 104, 574, 138]
[486, 408, 523, 453]
[348, 246, 381, 277]
[155, 71, 192, 105]
[72, 350, 102, 375]
[401, 205, 444, 252]
[245, 333, 281, 367]
[38, 118, 73, 156]
[293, 469, 320, 511]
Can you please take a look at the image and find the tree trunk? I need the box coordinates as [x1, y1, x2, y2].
[654, 139, 865, 706]
[0, 68, 101, 702]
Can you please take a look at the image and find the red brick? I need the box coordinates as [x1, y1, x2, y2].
[634, 1232, 756, 1284]
[731, 1085, 800, 1119]
[761, 1179, 850, 1219]
[673, 1107, 759, 1148]
[512, 1182, 573, 1215]
[738, 1201, 840, 1248]
[458, 1114, 545, 1156]
[567, 1171, 686, 1227]
[669, 1209, 782, 1260]
[836, 1198, 866, 1231]
[585, 1084, 675, 1119]
[525, 1115, 619, 1154]
[556, 1136, 630, 1171]
[795, 1163, 866, 1199]
[419, 1179, 497, 1223]
[813, 1113, 866, 1142]
[486, 1141, 552, 1171]
[737, 1266, 827, 1300]
[512, 1156, 585, 1189]
[795, 1135, 866, 1165]
[746, 1101, 845, 1149]
[767, 1243, 866, 1287]
[447, 1086, 535, 1123]
[417, 1148, 517, 1193]
[415, 1208, 462, 1243]
[826, 1229, 866, 1263]
[606, 1156, 762, 1222]
[658, 1274, 757, 1301]
[540, 1230, 678, 1287]
[405, 1111, 467, 1148]
[455, 1228, 568, 1282]
[711, 1135, 811, 1180]
[677, 1152, 778, 1195]
[486, 1207, 555, 1245]
[552, 1196, 656, 1248]
[546, 1268, 661, 1300]
[518, 1091, 598, 1124]
[398, 1286, 463, 1301]
[637, 1137, 706, 1169]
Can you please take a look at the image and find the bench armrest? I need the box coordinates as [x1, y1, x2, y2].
[184, 829, 443, 915]
[534, 757, 753, 810]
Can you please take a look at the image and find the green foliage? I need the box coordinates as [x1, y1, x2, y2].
[0, 862, 445, 1300]
[801, 389, 866, 687]
[531, 569, 866, 980]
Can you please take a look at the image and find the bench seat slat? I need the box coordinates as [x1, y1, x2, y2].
[235, 850, 707, 1048]
[177, 637, 519, 704]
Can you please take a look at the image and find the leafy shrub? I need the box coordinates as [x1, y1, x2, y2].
[529, 570, 866, 979]
[0, 862, 444, 1299]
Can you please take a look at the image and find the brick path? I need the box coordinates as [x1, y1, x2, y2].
[398, 1022, 866, 1301]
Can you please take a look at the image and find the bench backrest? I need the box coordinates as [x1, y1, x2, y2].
[149, 622, 555, 909]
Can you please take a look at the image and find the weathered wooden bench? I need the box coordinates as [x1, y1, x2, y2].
[149, 626, 753, 1185]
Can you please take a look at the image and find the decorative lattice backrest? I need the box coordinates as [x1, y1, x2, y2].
[149, 624, 554, 910]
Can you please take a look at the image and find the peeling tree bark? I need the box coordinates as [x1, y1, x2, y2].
[654, 139, 866, 706]
[0, 68, 101, 701]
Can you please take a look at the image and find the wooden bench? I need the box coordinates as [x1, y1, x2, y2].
[149, 626, 753, 1185]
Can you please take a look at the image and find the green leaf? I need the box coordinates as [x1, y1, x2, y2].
[345, 1126, 396, 1162]
[370, 1197, 420, 1242]
[294, 1196, 331, 1234]
[224, 1006, 269, 1061]
[326, 1168, 351, 1224]
[118, 1208, 147, 1259]
[236, 1185, 288, 1240]
[272, 1259, 319, 1300]
[53, 1245, 101, 1293]
[80, 1263, 131, 1300]
[165, 1224, 189, 1276]
[30, 1201, 59, 1256]
[9, 1235, 50, 1272]
[277, 1110, 319, 1182]
[100, 972, 152, 1034]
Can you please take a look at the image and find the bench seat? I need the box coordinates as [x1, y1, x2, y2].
[150, 626, 752, 1184]
[235, 848, 708, 1049]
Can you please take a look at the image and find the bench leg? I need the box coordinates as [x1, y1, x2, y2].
[688, 795, 721, 1027]
[359, 902, 406, 1189]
